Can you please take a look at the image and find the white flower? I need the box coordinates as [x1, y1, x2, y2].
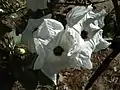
[22, 5, 111, 84]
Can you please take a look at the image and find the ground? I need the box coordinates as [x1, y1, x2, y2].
[1, 0, 120, 90]
[58, 48, 120, 90]
[45, 1, 120, 89]
[11, 48, 120, 90]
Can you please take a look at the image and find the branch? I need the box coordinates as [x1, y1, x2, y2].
[85, 49, 120, 90]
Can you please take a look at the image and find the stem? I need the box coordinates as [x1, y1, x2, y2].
[85, 49, 120, 90]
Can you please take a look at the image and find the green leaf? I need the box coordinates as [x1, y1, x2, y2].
[9, 30, 22, 45]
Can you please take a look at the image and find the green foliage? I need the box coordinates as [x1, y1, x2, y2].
[9, 30, 22, 45]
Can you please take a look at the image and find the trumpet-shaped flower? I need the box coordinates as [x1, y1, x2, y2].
[22, 5, 111, 84]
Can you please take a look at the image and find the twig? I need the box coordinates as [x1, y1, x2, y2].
[85, 49, 120, 90]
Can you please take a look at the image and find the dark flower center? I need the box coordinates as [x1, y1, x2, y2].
[81, 30, 88, 39]
[53, 46, 64, 56]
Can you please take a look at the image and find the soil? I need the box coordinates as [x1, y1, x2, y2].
[58, 48, 120, 90]
[11, 48, 120, 90]
[1, 0, 120, 90]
